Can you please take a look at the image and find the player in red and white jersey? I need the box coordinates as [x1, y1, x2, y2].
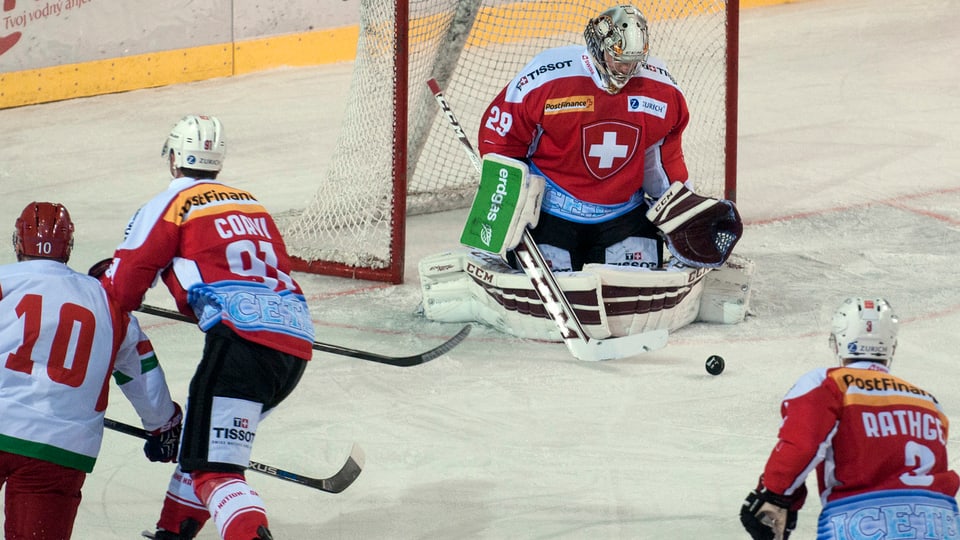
[478, 4, 715, 272]
[102, 115, 312, 540]
[741, 297, 960, 540]
[0, 201, 180, 539]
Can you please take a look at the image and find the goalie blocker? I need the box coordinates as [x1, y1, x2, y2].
[460, 154, 544, 259]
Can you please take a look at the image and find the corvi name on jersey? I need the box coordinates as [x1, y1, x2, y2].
[628, 96, 668, 119]
[214, 214, 273, 240]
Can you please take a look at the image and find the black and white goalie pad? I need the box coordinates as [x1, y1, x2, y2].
[646, 182, 743, 268]
[418, 248, 755, 339]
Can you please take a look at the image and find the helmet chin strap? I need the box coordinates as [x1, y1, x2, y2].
[168, 152, 199, 179]
[168, 153, 182, 178]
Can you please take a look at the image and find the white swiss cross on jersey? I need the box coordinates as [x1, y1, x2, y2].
[581, 121, 640, 180]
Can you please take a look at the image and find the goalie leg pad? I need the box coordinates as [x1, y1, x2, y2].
[419, 249, 728, 341]
[419, 248, 605, 341]
[585, 262, 709, 335]
[460, 154, 544, 258]
[697, 253, 755, 324]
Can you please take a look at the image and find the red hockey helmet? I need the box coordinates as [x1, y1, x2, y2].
[13, 201, 75, 262]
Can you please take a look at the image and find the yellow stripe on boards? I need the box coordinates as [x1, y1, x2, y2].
[0, 0, 801, 110]
[0, 44, 232, 109]
[0, 27, 357, 109]
[233, 26, 360, 75]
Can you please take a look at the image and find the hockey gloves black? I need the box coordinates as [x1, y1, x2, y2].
[144, 402, 183, 463]
[740, 478, 806, 540]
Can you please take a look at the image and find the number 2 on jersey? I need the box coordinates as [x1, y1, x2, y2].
[900, 440, 936, 487]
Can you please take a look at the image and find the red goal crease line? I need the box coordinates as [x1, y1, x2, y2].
[746, 185, 960, 227]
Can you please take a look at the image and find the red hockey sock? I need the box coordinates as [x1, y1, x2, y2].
[156, 468, 210, 535]
[193, 471, 269, 540]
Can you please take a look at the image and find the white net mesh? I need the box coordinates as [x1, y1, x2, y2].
[282, 0, 734, 278]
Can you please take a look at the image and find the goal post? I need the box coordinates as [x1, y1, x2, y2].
[282, 0, 739, 284]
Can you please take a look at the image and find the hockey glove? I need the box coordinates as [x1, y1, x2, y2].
[87, 257, 114, 280]
[740, 480, 805, 540]
[144, 403, 183, 463]
[645, 182, 742, 268]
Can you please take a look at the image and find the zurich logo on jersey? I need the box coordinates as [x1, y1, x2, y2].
[627, 96, 668, 119]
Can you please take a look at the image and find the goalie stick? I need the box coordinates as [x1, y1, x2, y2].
[134, 304, 470, 368]
[426, 78, 668, 361]
[104, 417, 363, 494]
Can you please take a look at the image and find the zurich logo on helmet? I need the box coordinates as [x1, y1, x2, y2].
[186, 155, 197, 165]
[847, 342, 859, 354]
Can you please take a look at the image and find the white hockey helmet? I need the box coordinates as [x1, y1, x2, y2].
[584, 4, 650, 94]
[829, 297, 899, 365]
[161, 114, 226, 172]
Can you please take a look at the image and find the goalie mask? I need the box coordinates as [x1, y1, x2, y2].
[13, 201, 75, 263]
[829, 297, 899, 365]
[584, 4, 650, 94]
[161, 114, 226, 172]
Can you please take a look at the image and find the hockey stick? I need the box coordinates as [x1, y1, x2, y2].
[103, 417, 363, 494]
[134, 304, 471, 368]
[427, 78, 668, 361]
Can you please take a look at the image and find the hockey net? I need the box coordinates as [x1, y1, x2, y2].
[281, 0, 738, 283]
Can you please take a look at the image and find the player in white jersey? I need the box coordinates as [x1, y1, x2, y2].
[0, 201, 182, 539]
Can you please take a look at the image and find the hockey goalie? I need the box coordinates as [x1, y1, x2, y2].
[419, 4, 752, 342]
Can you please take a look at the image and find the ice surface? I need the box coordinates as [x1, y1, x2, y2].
[1, 0, 959, 537]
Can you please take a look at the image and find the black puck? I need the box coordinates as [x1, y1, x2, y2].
[705, 355, 725, 375]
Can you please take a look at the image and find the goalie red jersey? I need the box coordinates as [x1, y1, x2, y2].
[105, 178, 315, 360]
[478, 44, 690, 206]
[763, 361, 959, 532]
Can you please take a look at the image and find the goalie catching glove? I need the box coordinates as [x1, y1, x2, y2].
[740, 476, 806, 540]
[460, 153, 544, 259]
[646, 182, 742, 268]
